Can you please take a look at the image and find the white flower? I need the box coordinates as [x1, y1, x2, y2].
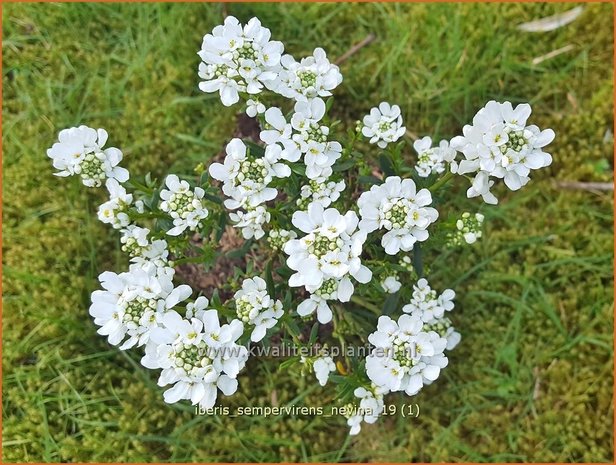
[246, 98, 266, 117]
[209, 138, 290, 209]
[312, 356, 336, 386]
[366, 314, 448, 396]
[284, 202, 372, 290]
[402, 278, 459, 351]
[260, 107, 293, 147]
[234, 277, 283, 342]
[159, 175, 209, 236]
[141, 309, 248, 409]
[381, 275, 401, 294]
[89, 263, 192, 350]
[450, 101, 555, 204]
[358, 176, 438, 255]
[402, 278, 455, 322]
[267, 228, 297, 251]
[285, 203, 371, 324]
[47, 126, 129, 187]
[297, 177, 345, 210]
[229, 205, 270, 240]
[198, 16, 284, 106]
[269, 48, 342, 102]
[97, 179, 135, 229]
[260, 101, 342, 180]
[361, 102, 406, 149]
[345, 385, 386, 435]
[296, 276, 356, 324]
[120, 226, 173, 280]
[413, 136, 457, 177]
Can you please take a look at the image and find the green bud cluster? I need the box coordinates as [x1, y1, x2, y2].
[121, 236, 146, 257]
[418, 149, 434, 164]
[212, 64, 231, 78]
[237, 158, 268, 185]
[297, 70, 317, 89]
[78, 152, 106, 186]
[384, 201, 415, 229]
[448, 212, 484, 246]
[423, 317, 452, 338]
[392, 339, 416, 368]
[173, 341, 211, 375]
[304, 123, 328, 143]
[165, 191, 202, 220]
[308, 234, 343, 258]
[316, 278, 338, 298]
[123, 297, 158, 325]
[267, 229, 296, 251]
[378, 121, 393, 132]
[236, 296, 254, 323]
[501, 128, 529, 154]
[234, 41, 259, 61]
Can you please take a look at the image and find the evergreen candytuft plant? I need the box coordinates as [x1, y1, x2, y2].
[47, 15, 555, 435]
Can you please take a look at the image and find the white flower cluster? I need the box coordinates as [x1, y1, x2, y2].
[361, 102, 406, 148]
[402, 278, 460, 351]
[449, 212, 485, 245]
[198, 16, 342, 107]
[284, 203, 372, 324]
[260, 99, 342, 179]
[366, 314, 448, 396]
[413, 136, 456, 178]
[209, 138, 290, 239]
[89, 263, 192, 350]
[229, 205, 271, 240]
[246, 98, 266, 117]
[47, 126, 128, 187]
[49, 15, 559, 438]
[198, 16, 284, 106]
[345, 385, 386, 435]
[159, 175, 209, 236]
[97, 179, 139, 229]
[234, 277, 283, 342]
[450, 101, 555, 204]
[358, 176, 438, 255]
[269, 47, 342, 102]
[210, 138, 290, 209]
[297, 177, 345, 210]
[142, 303, 249, 410]
[120, 225, 173, 278]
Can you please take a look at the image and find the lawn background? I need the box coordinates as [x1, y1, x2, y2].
[2, 2, 614, 462]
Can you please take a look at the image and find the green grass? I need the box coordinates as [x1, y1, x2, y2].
[2, 2, 613, 462]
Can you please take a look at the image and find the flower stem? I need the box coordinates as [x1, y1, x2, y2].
[351, 295, 381, 314]
[412, 243, 424, 278]
[429, 171, 454, 192]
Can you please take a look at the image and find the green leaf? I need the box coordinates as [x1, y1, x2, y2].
[278, 357, 299, 370]
[358, 175, 382, 185]
[244, 140, 265, 157]
[285, 320, 301, 339]
[332, 159, 356, 172]
[325, 96, 335, 113]
[203, 192, 223, 204]
[290, 163, 307, 176]
[379, 153, 395, 176]
[382, 292, 400, 315]
[215, 213, 227, 241]
[264, 260, 276, 296]
[308, 322, 319, 345]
